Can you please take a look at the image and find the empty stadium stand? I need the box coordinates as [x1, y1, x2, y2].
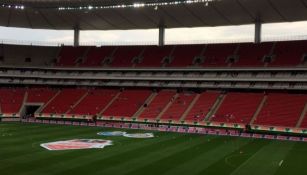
[299, 112, 307, 129]
[56, 46, 88, 66]
[102, 89, 151, 118]
[110, 46, 143, 67]
[160, 92, 196, 121]
[80, 47, 114, 67]
[68, 89, 118, 116]
[41, 89, 87, 114]
[270, 41, 307, 67]
[211, 92, 264, 124]
[1, 40, 307, 68]
[233, 42, 272, 67]
[0, 44, 59, 66]
[0, 88, 25, 115]
[254, 93, 307, 127]
[0, 87, 306, 132]
[135, 46, 173, 67]
[202, 43, 237, 67]
[167, 45, 204, 67]
[27, 88, 59, 104]
[139, 90, 177, 120]
[184, 91, 220, 122]
[0, 39, 307, 134]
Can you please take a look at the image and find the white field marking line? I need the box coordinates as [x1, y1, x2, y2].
[279, 160, 284, 167]
[229, 143, 269, 175]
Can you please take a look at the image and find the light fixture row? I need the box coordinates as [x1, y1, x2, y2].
[0, 0, 215, 11]
[1, 4, 24, 10]
[58, 0, 214, 10]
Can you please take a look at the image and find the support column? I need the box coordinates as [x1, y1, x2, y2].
[74, 26, 80, 47]
[254, 20, 262, 44]
[158, 25, 165, 46]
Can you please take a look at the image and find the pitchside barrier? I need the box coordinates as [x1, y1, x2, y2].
[0, 114, 307, 136]
[1, 117, 306, 142]
[2, 115, 307, 135]
[29, 113, 307, 135]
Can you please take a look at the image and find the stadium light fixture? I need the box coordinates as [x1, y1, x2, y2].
[133, 3, 145, 8]
[0, 0, 217, 11]
[88, 6, 93, 10]
[1, 4, 24, 10]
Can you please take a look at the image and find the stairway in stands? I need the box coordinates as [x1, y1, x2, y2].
[160, 92, 196, 121]
[156, 93, 179, 121]
[132, 92, 158, 119]
[98, 91, 122, 116]
[179, 93, 201, 121]
[41, 89, 87, 115]
[102, 89, 151, 119]
[184, 91, 220, 122]
[138, 90, 177, 121]
[36, 90, 61, 114]
[296, 104, 307, 128]
[69, 89, 118, 116]
[65, 91, 90, 114]
[205, 93, 226, 121]
[211, 92, 264, 124]
[253, 93, 307, 127]
[250, 95, 268, 124]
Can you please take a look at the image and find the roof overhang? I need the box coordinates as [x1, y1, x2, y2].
[1, 0, 307, 30]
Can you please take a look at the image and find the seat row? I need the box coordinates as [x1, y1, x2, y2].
[0, 88, 306, 129]
[56, 40, 307, 67]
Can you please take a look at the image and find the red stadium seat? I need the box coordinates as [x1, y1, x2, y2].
[27, 88, 58, 103]
[41, 89, 87, 115]
[233, 42, 272, 67]
[167, 45, 204, 67]
[68, 89, 118, 116]
[269, 41, 307, 67]
[110, 46, 143, 67]
[160, 92, 196, 121]
[56, 46, 88, 66]
[0, 88, 26, 115]
[136, 46, 173, 67]
[202, 43, 237, 67]
[254, 93, 307, 127]
[102, 89, 151, 118]
[80, 47, 114, 67]
[185, 92, 220, 122]
[139, 90, 176, 120]
[212, 92, 264, 124]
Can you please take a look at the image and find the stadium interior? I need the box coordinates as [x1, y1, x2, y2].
[1, 39, 307, 134]
[0, 0, 307, 174]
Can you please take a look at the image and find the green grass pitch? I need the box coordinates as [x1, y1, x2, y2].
[1, 122, 307, 175]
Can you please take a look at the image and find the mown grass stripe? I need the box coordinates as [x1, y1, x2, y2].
[273, 142, 307, 175]
[230, 141, 295, 175]
[155, 137, 252, 175]
[15, 133, 183, 175]
[195, 139, 271, 175]
[47, 134, 195, 175]
[123, 136, 237, 175]
[89, 136, 223, 175]
[0, 128, 106, 162]
[1, 123, 307, 175]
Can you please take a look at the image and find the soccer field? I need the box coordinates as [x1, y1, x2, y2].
[0, 123, 307, 175]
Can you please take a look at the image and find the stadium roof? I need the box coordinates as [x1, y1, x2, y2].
[1, 0, 307, 30]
